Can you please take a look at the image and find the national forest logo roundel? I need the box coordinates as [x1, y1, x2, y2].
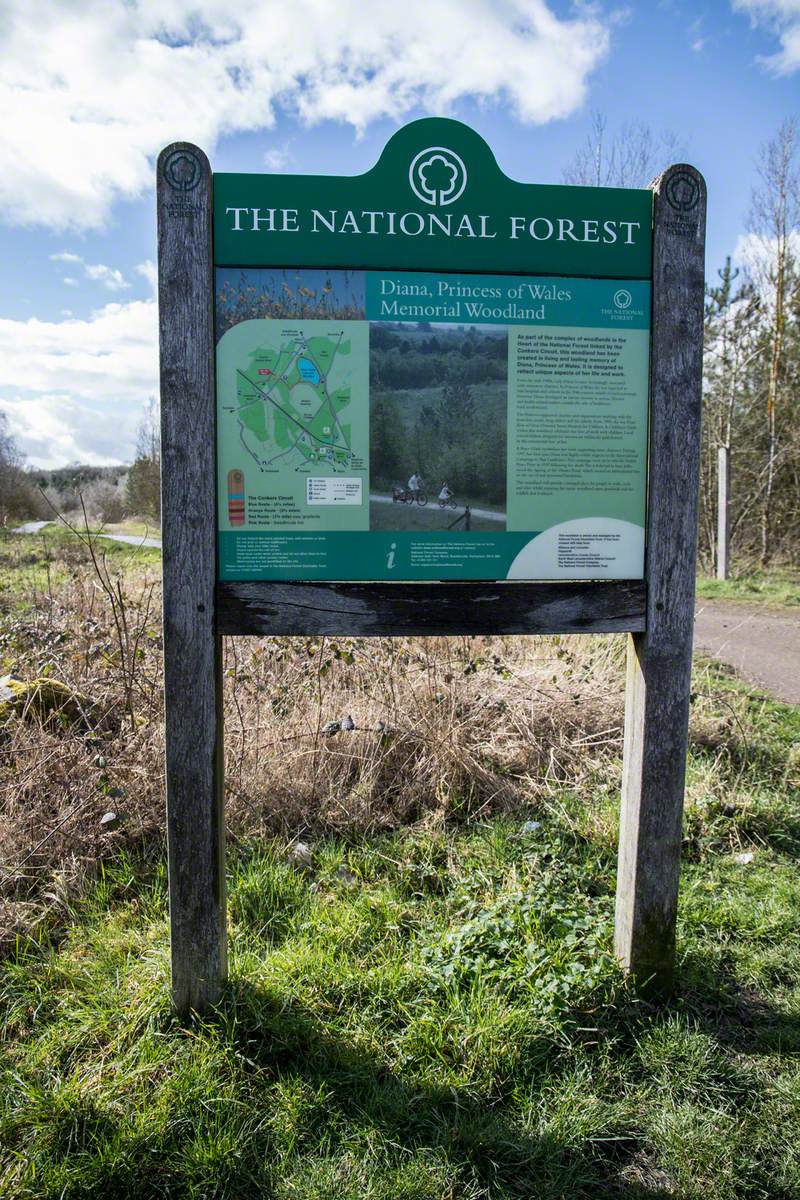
[613, 288, 633, 310]
[665, 170, 699, 213]
[163, 148, 202, 192]
[409, 146, 468, 207]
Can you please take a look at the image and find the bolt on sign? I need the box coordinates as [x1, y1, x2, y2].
[156, 119, 706, 1015]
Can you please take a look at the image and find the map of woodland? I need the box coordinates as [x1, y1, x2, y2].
[227, 329, 358, 473]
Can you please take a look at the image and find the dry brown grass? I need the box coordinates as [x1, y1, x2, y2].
[221, 633, 628, 839]
[2, 531, 739, 952]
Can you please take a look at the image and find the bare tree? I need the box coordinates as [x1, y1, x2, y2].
[563, 113, 682, 188]
[0, 413, 46, 525]
[701, 259, 763, 573]
[135, 395, 160, 465]
[126, 397, 161, 521]
[746, 117, 800, 564]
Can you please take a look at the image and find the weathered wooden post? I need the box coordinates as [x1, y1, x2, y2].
[615, 165, 707, 991]
[157, 144, 226, 1014]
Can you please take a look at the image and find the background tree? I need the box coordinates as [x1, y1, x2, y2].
[699, 259, 762, 572]
[563, 113, 682, 188]
[126, 397, 161, 522]
[0, 414, 47, 525]
[745, 118, 800, 564]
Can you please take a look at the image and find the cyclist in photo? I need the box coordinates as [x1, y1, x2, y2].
[439, 481, 453, 505]
[407, 472, 423, 500]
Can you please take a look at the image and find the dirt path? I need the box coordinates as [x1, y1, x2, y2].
[694, 600, 800, 704]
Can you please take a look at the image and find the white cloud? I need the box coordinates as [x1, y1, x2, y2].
[733, 0, 800, 72]
[84, 263, 131, 292]
[0, 0, 610, 231]
[49, 252, 131, 291]
[263, 144, 292, 172]
[135, 260, 158, 295]
[0, 393, 112, 468]
[734, 228, 800, 299]
[0, 299, 158, 467]
[63, 277, 79, 287]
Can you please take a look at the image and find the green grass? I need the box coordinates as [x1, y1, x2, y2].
[103, 520, 162, 541]
[696, 567, 800, 607]
[0, 528, 161, 610]
[2, 676, 798, 1198]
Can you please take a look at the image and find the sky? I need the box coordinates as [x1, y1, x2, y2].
[0, 0, 798, 468]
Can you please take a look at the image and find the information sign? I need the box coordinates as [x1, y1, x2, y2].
[213, 119, 653, 584]
[156, 119, 707, 1015]
[216, 268, 650, 582]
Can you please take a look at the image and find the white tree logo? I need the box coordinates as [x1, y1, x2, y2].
[409, 147, 467, 206]
[613, 289, 633, 310]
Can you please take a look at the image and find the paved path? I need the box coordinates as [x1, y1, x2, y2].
[694, 600, 800, 705]
[369, 493, 506, 523]
[12, 521, 161, 550]
[97, 532, 162, 548]
[12, 520, 52, 534]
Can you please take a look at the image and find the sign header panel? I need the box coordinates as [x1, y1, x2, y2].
[214, 118, 652, 279]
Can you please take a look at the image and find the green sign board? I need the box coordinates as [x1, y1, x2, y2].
[214, 119, 652, 583]
[160, 130, 707, 1012]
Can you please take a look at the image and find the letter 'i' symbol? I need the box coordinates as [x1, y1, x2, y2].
[228, 469, 245, 526]
[386, 542, 397, 570]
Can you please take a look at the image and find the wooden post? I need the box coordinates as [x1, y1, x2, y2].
[615, 164, 707, 992]
[157, 143, 226, 1014]
[717, 445, 730, 580]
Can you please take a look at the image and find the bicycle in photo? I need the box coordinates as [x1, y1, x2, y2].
[392, 486, 428, 506]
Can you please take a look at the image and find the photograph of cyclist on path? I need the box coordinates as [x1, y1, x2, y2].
[370, 321, 508, 532]
[438, 482, 456, 509]
[408, 472, 424, 502]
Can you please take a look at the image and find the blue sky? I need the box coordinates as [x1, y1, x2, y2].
[0, 0, 797, 467]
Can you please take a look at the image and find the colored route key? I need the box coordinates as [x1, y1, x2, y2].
[227, 469, 245, 526]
